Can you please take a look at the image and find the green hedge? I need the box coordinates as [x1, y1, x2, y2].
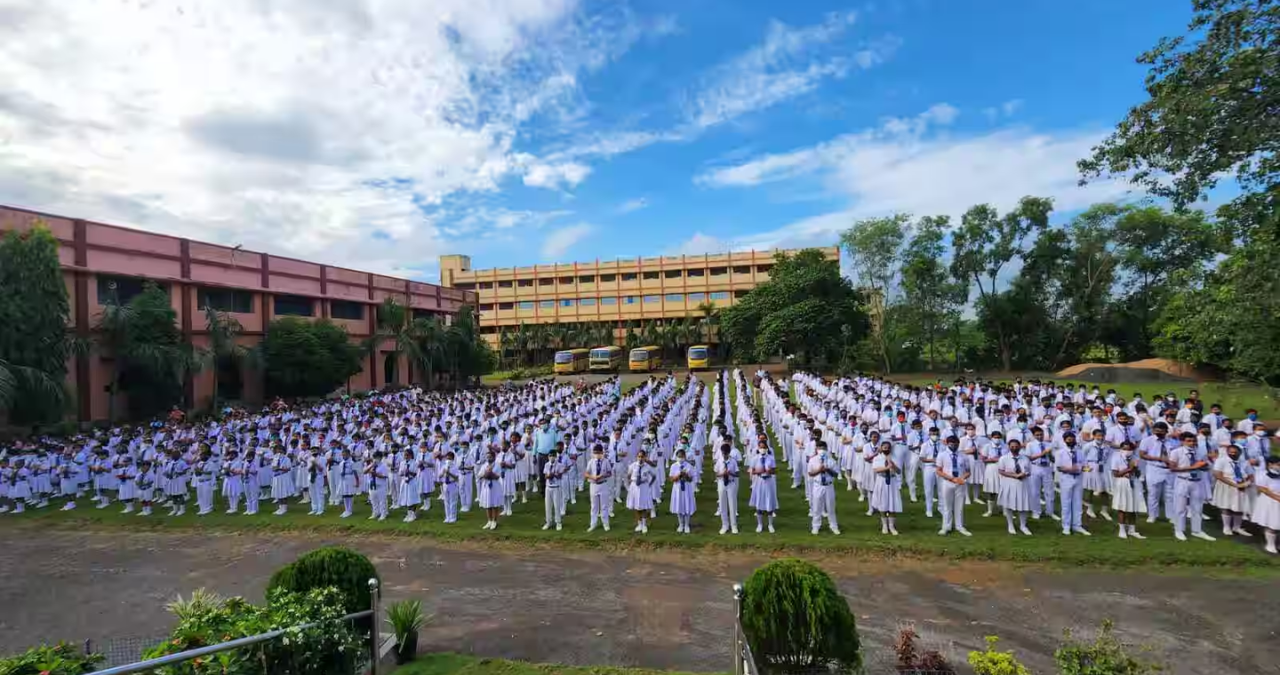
[267, 546, 380, 615]
[740, 558, 862, 674]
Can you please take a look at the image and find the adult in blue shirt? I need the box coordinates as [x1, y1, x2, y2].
[533, 417, 560, 492]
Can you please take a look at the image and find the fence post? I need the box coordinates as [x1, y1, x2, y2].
[369, 577, 381, 675]
[732, 583, 744, 675]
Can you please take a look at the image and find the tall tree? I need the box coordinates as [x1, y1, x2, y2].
[0, 226, 71, 424]
[197, 306, 248, 412]
[899, 216, 961, 371]
[261, 318, 361, 399]
[95, 284, 194, 422]
[840, 214, 908, 373]
[950, 197, 1054, 370]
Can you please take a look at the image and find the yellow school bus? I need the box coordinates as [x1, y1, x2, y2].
[553, 348, 590, 375]
[687, 344, 711, 370]
[629, 345, 662, 372]
[589, 345, 624, 372]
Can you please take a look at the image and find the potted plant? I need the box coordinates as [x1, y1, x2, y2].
[385, 599, 428, 664]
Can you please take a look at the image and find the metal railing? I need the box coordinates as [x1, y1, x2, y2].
[732, 583, 761, 675]
[89, 578, 382, 675]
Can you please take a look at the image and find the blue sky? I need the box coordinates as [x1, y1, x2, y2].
[0, 0, 1192, 281]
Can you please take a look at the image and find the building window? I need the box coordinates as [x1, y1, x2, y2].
[756, 264, 774, 274]
[686, 268, 705, 278]
[498, 280, 514, 288]
[559, 276, 574, 285]
[688, 292, 705, 302]
[499, 302, 514, 310]
[664, 270, 682, 279]
[643, 295, 660, 304]
[413, 309, 439, 322]
[274, 294, 314, 316]
[622, 296, 636, 304]
[540, 300, 555, 309]
[665, 293, 684, 302]
[560, 299, 573, 307]
[600, 274, 616, 282]
[642, 271, 659, 280]
[478, 282, 493, 290]
[578, 275, 595, 284]
[330, 300, 365, 321]
[518, 279, 534, 287]
[97, 275, 166, 305]
[622, 272, 638, 281]
[480, 326, 497, 335]
[455, 282, 475, 290]
[539, 278, 554, 286]
[601, 297, 617, 305]
[518, 301, 535, 310]
[732, 265, 751, 274]
[710, 291, 730, 300]
[734, 290, 750, 299]
[580, 297, 597, 306]
[197, 287, 253, 314]
[478, 303, 494, 312]
[709, 267, 727, 276]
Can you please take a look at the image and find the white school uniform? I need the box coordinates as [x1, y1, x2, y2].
[996, 454, 1033, 512]
[1211, 455, 1251, 512]
[626, 461, 655, 511]
[749, 453, 779, 512]
[668, 459, 697, 516]
[1108, 453, 1146, 514]
[477, 461, 505, 509]
[1251, 471, 1280, 530]
[869, 453, 902, 513]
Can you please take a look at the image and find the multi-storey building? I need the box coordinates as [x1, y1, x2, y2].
[438, 247, 840, 348]
[0, 205, 478, 422]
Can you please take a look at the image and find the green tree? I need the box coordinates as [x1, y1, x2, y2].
[196, 305, 248, 413]
[360, 299, 427, 388]
[899, 216, 963, 371]
[720, 249, 868, 367]
[841, 213, 908, 373]
[95, 284, 193, 422]
[444, 305, 495, 387]
[1078, 0, 1278, 235]
[740, 559, 862, 674]
[0, 226, 71, 424]
[261, 318, 361, 398]
[1054, 620, 1163, 675]
[950, 197, 1054, 371]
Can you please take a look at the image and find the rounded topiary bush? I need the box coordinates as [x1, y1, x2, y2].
[267, 546, 380, 615]
[740, 558, 862, 674]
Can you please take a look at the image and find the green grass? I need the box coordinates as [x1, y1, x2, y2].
[887, 375, 1280, 421]
[394, 653, 724, 675]
[4, 380, 1277, 571]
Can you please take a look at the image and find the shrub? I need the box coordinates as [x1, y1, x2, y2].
[142, 586, 365, 675]
[967, 636, 1029, 675]
[895, 626, 955, 675]
[0, 643, 103, 675]
[267, 546, 380, 615]
[1055, 620, 1163, 675]
[740, 558, 862, 674]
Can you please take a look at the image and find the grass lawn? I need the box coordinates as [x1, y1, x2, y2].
[394, 653, 723, 675]
[9, 380, 1279, 572]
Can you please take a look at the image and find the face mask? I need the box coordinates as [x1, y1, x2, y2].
[1268, 467, 1280, 479]
[1256, 430, 1267, 437]
[1249, 413, 1258, 421]
[1121, 450, 1133, 459]
[1018, 422, 1027, 429]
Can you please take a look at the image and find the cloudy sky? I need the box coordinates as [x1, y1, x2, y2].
[0, 0, 1189, 281]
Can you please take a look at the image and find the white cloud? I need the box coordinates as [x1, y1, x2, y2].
[684, 104, 1136, 251]
[617, 197, 649, 214]
[688, 12, 899, 130]
[0, 0, 662, 278]
[541, 222, 594, 259]
[984, 98, 1025, 123]
[668, 232, 735, 255]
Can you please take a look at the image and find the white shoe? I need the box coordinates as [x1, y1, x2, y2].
[1192, 531, 1216, 542]
[542, 522, 552, 530]
[0, 506, 8, 513]
[1101, 511, 1113, 522]
[1129, 530, 1146, 540]
[556, 523, 562, 531]
[1051, 513, 1061, 521]
[1175, 530, 1187, 541]
[96, 502, 108, 510]
[719, 526, 728, 535]
[1020, 526, 1033, 536]
[62, 502, 76, 511]
[888, 525, 898, 536]
[641, 523, 648, 533]
[1073, 528, 1091, 536]
[731, 526, 739, 534]
[1118, 528, 1128, 539]
[1062, 530, 1071, 536]
[521, 494, 528, 504]
[830, 527, 841, 535]
[1146, 516, 1157, 524]
[1008, 525, 1017, 535]
[957, 528, 971, 537]
[938, 529, 948, 536]
[603, 523, 611, 532]
[1266, 544, 1278, 555]
[756, 523, 763, 533]
[811, 529, 820, 535]
[1235, 528, 1253, 537]
[340, 511, 351, 518]
[225, 509, 237, 515]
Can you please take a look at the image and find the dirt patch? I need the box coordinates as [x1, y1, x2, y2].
[1056, 358, 1218, 382]
[0, 528, 1274, 675]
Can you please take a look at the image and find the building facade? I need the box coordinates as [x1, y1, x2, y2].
[438, 247, 840, 348]
[0, 205, 478, 422]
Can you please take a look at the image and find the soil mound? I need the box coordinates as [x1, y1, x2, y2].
[1056, 358, 1218, 383]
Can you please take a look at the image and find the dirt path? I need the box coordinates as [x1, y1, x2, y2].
[0, 529, 1275, 674]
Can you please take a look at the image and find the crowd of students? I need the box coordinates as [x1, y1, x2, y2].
[0, 371, 1276, 554]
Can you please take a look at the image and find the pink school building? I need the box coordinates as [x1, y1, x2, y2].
[0, 205, 478, 423]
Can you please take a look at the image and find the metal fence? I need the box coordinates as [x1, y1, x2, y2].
[85, 578, 383, 675]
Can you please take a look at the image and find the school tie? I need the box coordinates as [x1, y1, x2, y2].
[1233, 460, 1243, 483]
[951, 452, 959, 477]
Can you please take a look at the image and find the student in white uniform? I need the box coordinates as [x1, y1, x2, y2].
[1108, 441, 1146, 539]
[194, 449, 217, 516]
[668, 448, 697, 534]
[997, 440, 1033, 535]
[585, 444, 613, 532]
[1026, 426, 1057, 521]
[870, 441, 903, 535]
[714, 442, 739, 535]
[627, 448, 655, 533]
[542, 447, 566, 531]
[397, 447, 421, 523]
[477, 449, 505, 530]
[135, 459, 157, 517]
[748, 440, 779, 533]
[1139, 422, 1176, 522]
[306, 448, 328, 517]
[1251, 455, 1280, 554]
[1055, 432, 1089, 536]
[1168, 432, 1214, 541]
[366, 451, 391, 522]
[936, 436, 971, 536]
[438, 450, 461, 524]
[919, 428, 942, 518]
[1211, 442, 1252, 537]
[807, 440, 840, 535]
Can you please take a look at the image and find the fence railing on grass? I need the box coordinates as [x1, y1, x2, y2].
[86, 578, 382, 675]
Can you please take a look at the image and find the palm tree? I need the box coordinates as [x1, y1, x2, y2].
[498, 328, 514, 370]
[624, 322, 639, 349]
[197, 305, 247, 412]
[696, 301, 718, 345]
[359, 298, 426, 390]
[95, 291, 195, 423]
[413, 315, 446, 389]
[0, 358, 64, 416]
[527, 323, 550, 367]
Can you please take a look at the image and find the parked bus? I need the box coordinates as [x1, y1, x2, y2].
[687, 344, 711, 370]
[589, 345, 624, 372]
[553, 348, 590, 375]
[628, 345, 662, 373]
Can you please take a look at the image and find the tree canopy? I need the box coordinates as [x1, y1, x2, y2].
[0, 226, 71, 424]
[261, 318, 363, 399]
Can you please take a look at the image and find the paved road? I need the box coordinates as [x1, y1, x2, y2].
[1, 529, 1277, 674]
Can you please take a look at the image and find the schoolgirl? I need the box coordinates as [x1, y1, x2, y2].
[870, 440, 903, 535]
[996, 440, 1033, 535]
